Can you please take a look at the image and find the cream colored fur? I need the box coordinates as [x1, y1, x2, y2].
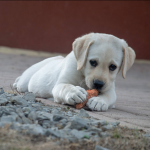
[13, 33, 136, 111]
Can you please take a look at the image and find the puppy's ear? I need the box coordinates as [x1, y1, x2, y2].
[73, 34, 94, 70]
[122, 46, 136, 78]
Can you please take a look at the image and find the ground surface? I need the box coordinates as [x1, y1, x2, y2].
[0, 48, 150, 134]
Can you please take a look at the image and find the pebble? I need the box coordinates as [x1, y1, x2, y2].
[69, 117, 89, 130]
[10, 96, 28, 106]
[102, 124, 113, 131]
[95, 145, 110, 150]
[77, 109, 90, 118]
[0, 97, 8, 105]
[0, 88, 4, 95]
[53, 114, 66, 121]
[143, 133, 150, 139]
[23, 92, 35, 101]
[71, 129, 91, 139]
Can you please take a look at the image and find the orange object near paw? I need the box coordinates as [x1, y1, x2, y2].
[76, 89, 98, 109]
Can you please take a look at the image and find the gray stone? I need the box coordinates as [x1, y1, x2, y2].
[0, 121, 12, 127]
[40, 120, 53, 128]
[102, 124, 113, 131]
[36, 111, 53, 121]
[16, 108, 25, 118]
[78, 109, 90, 118]
[22, 117, 32, 124]
[71, 129, 91, 139]
[91, 120, 108, 126]
[0, 106, 15, 116]
[66, 111, 73, 117]
[51, 108, 59, 114]
[0, 97, 8, 105]
[16, 116, 23, 124]
[53, 114, 65, 121]
[69, 117, 89, 130]
[88, 127, 102, 134]
[20, 124, 45, 135]
[45, 128, 61, 138]
[1, 115, 17, 123]
[99, 132, 110, 138]
[23, 92, 35, 101]
[9, 122, 21, 131]
[95, 145, 110, 150]
[0, 88, 4, 95]
[28, 111, 38, 121]
[22, 107, 32, 113]
[32, 103, 41, 108]
[110, 122, 120, 127]
[143, 133, 150, 139]
[10, 96, 28, 106]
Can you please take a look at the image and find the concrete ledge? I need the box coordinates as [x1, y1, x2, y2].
[0, 46, 66, 57]
[0, 46, 150, 64]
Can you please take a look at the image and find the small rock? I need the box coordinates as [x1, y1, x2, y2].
[102, 124, 113, 131]
[78, 109, 90, 118]
[91, 120, 108, 126]
[16, 108, 25, 118]
[0, 97, 8, 105]
[22, 107, 32, 113]
[51, 108, 60, 114]
[88, 127, 102, 134]
[69, 117, 89, 130]
[110, 122, 120, 127]
[10, 96, 28, 106]
[23, 92, 35, 101]
[28, 111, 38, 122]
[1, 115, 17, 123]
[45, 128, 61, 138]
[53, 114, 65, 121]
[0, 88, 4, 95]
[22, 117, 32, 124]
[99, 132, 110, 138]
[71, 129, 91, 139]
[0, 121, 12, 127]
[95, 145, 110, 150]
[66, 111, 73, 117]
[36, 111, 53, 121]
[143, 133, 150, 139]
[39, 120, 53, 128]
[9, 122, 21, 131]
[21, 124, 45, 135]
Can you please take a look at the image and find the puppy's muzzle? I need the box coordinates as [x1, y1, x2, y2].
[93, 80, 105, 90]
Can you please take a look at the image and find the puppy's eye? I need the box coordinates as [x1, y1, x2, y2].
[90, 60, 97, 67]
[109, 64, 117, 71]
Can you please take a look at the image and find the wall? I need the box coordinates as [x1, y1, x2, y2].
[0, 1, 149, 59]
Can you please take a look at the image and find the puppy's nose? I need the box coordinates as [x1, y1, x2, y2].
[93, 80, 105, 90]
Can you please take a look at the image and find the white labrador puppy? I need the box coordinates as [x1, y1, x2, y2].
[13, 33, 136, 111]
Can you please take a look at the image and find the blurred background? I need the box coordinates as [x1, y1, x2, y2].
[0, 1, 149, 59]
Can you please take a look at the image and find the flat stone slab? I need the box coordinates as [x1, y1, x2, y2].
[0, 50, 150, 133]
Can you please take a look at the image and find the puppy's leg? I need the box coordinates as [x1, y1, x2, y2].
[86, 86, 116, 111]
[52, 84, 87, 105]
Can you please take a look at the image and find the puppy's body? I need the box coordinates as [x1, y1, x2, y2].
[13, 33, 135, 111]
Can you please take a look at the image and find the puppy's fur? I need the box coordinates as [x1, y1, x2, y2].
[13, 33, 136, 111]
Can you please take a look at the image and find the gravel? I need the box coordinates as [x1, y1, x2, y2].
[0, 88, 149, 150]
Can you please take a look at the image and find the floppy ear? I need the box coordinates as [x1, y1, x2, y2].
[73, 35, 94, 70]
[122, 46, 136, 78]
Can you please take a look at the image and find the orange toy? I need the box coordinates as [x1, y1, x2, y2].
[76, 89, 98, 109]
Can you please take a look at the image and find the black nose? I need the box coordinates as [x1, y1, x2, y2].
[93, 80, 105, 90]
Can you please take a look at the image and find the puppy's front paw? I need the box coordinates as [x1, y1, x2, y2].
[65, 86, 87, 105]
[86, 97, 108, 111]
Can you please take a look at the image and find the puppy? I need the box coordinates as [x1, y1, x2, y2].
[13, 33, 136, 111]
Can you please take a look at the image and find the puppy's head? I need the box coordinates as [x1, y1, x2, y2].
[73, 33, 136, 93]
